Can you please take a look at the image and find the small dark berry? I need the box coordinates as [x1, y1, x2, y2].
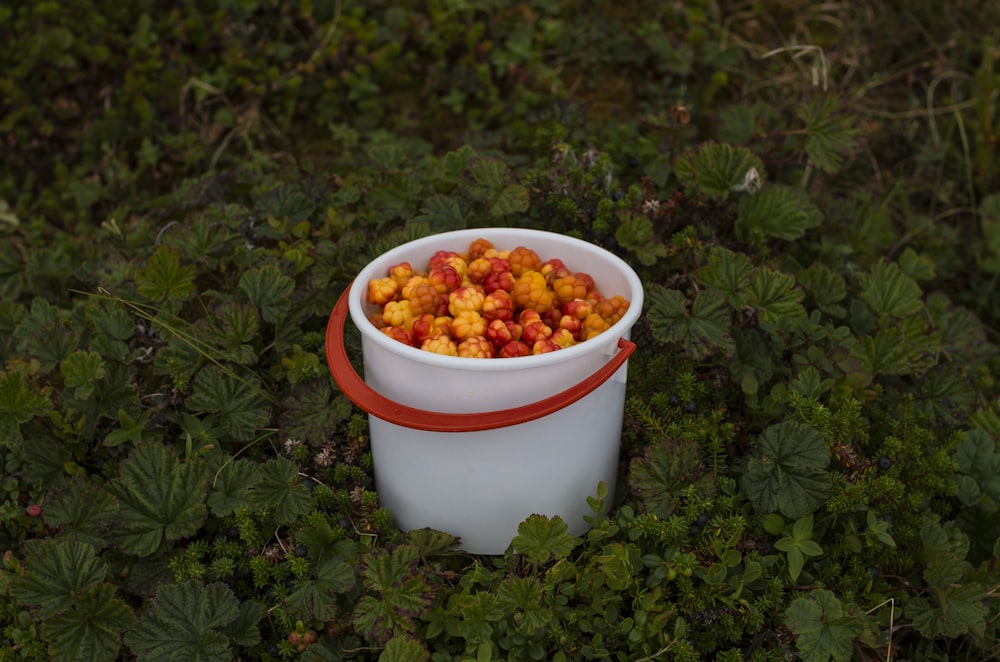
[668, 394, 680, 406]
[294, 545, 308, 558]
[695, 513, 709, 527]
[266, 644, 280, 658]
[684, 401, 698, 414]
[881, 514, 893, 523]
[227, 526, 240, 540]
[877, 456, 892, 470]
[612, 190, 625, 202]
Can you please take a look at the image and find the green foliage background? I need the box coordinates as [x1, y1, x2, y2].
[1, 1, 999, 660]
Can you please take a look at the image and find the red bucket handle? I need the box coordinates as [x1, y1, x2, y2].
[325, 282, 636, 433]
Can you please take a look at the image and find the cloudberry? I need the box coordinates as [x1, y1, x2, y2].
[482, 290, 515, 321]
[388, 262, 414, 286]
[484, 269, 515, 294]
[468, 238, 494, 260]
[451, 310, 486, 340]
[382, 300, 415, 328]
[596, 295, 630, 325]
[508, 246, 542, 277]
[401, 275, 430, 300]
[421, 334, 458, 356]
[381, 326, 413, 345]
[428, 265, 462, 293]
[575, 272, 596, 293]
[558, 314, 582, 339]
[541, 258, 571, 282]
[448, 286, 485, 316]
[552, 275, 590, 305]
[522, 319, 553, 345]
[485, 318, 519, 347]
[428, 250, 462, 269]
[513, 271, 556, 312]
[497, 340, 531, 358]
[407, 280, 440, 315]
[444, 255, 468, 278]
[562, 298, 594, 320]
[367, 278, 398, 306]
[582, 313, 611, 339]
[551, 328, 576, 349]
[458, 335, 494, 358]
[532, 338, 561, 354]
[467, 257, 493, 284]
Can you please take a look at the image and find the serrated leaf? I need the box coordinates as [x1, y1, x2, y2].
[860, 260, 923, 318]
[497, 577, 551, 631]
[11, 540, 108, 618]
[238, 264, 295, 323]
[379, 635, 430, 662]
[786, 589, 862, 662]
[278, 379, 351, 445]
[125, 580, 240, 662]
[906, 582, 988, 639]
[898, 247, 936, 281]
[489, 184, 530, 217]
[60, 350, 107, 399]
[405, 528, 462, 557]
[44, 478, 118, 549]
[736, 184, 823, 242]
[798, 263, 847, 318]
[741, 422, 831, 519]
[186, 367, 271, 442]
[512, 514, 578, 563]
[199, 303, 260, 366]
[629, 438, 714, 517]
[352, 545, 436, 644]
[850, 327, 914, 376]
[647, 286, 734, 359]
[732, 328, 775, 398]
[314, 555, 357, 594]
[136, 246, 196, 302]
[954, 429, 1000, 502]
[107, 444, 208, 557]
[285, 581, 336, 622]
[615, 212, 667, 266]
[694, 247, 754, 303]
[251, 457, 312, 525]
[674, 142, 766, 200]
[43, 584, 135, 662]
[221, 600, 265, 648]
[0, 369, 51, 449]
[796, 94, 862, 173]
[207, 458, 261, 517]
[415, 194, 466, 232]
[745, 268, 806, 330]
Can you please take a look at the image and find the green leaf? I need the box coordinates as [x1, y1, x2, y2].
[736, 184, 823, 242]
[199, 303, 260, 366]
[859, 260, 923, 318]
[238, 264, 295, 323]
[11, 540, 108, 618]
[786, 589, 863, 662]
[136, 246, 196, 302]
[796, 94, 862, 173]
[511, 514, 578, 563]
[125, 580, 241, 662]
[497, 577, 551, 632]
[278, 379, 351, 445]
[44, 478, 119, 550]
[251, 457, 312, 525]
[694, 247, 754, 303]
[221, 600, 265, 648]
[906, 582, 988, 639]
[0, 369, 51, 449]
[107, 444, 208, 557]
[898, 247, 936, 281]
[732, 328, 775, 398]
[673, 142, 765, 200]
[630, 438, 715, 517]
[352, 545, 436, 644]
[379, 636, 430, 662]
[745, 268, 806, 330]
[954, 429, 1000, 503]
[285, 582, 336, 622]
[850, 327, 915, 376]
[405, 528, 462, 557]
[647, 286, 734, 360]
[595, 542, 640, 591]
[489, 184, 530, 217]
[798, 263, 847, 318]
[415, 194, 466, 232]
[186, 367, 271, 442]
[207, 459, 262, 517]
[60, 350, 107, 399]
[615, 212, 668, 266]
[741, 421, 831, 519]
[43, 584, 135, 662]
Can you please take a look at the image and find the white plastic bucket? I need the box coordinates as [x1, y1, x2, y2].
[325, 228, 644, 554]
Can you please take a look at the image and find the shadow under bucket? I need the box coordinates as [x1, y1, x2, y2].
[325, 228, 644, 554]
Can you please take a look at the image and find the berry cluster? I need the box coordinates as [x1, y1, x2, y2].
[366, 238, 630, 358]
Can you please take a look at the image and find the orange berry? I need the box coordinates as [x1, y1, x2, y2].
[421, 334, 458, 356]
[541, 258, 572, 283]
[484, 269, 515, 294]
[558, 314, 582, 339]
[451, 310, 486, 340]
[468, 238, 495, 261]
[552, 274, 590, 305]
[484, 318, 517, 347]
[508, 246, 542, 277]
[368, 312, 388, 330]
[596, 295, 630, 325]
[381, 326, 413, 345]
[457, 335, 494, 358]
[428, 265, 462, 293]
[582, 312, 611, 339]
[497, 340, 531, 358]
[532, 338, 561, 354]
[429, 250, 462, 269]
[467, 257, 493, 284]
[448, 286, 485, 316]
[482, 290, 515, 322]
[562, 298, 594, 320]
[382, 300, 415, 328]
[388, 262, 414, 286]
[445, 255, 468, 278]
[521, 319, 553, 345]
[407, 280, 440, 315]
[367, 277, 399, 306]
[513, 271, 556, 313]
[401, 276, 430, 299]
[575, 272, 596, 293]
[551, 328, 576, 348]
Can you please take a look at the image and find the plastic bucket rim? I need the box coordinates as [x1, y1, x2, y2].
[346, 228, 644, 372]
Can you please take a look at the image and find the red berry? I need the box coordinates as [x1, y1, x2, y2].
[497, 340, 531, 358]
[25, 504, 42, 517]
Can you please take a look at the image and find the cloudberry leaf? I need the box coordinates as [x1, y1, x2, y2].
[860, 260, 923, 318]
[222, 600, 265, 648]
[124, 580, 241, 662]
[673, 142, 765, 200]
[11, 540, 107, 618]
[136, 246, 196, 302]
[694, 247, 754, 303]
[489, 184, 530, 217]
[906, 581, 988, 639]
[352, 545, 436, 644]
[630, 437, 714, 517]
[497, 577, 551, 632]
[415, 194, 466, 232]
[796, 94, 862, 173]
[238, 264, 295, 323]
[512, 514, 578, 563]
[954, 429, 1000, 504]
[250, 457, 312, 525]
[43, 584, 135, 662]
[732, 328, 775, 398]
[285, 582, 336, 623]
[13, 298, 78, 372]
[405, 528, 462, 557]
[615, 212, 668, 266]
[0, 369, 51, 449]
[745, 268, 806, 330]
[60, 350, 107, 399]
[186, 367, 271, 442]
[379, 636, 430, 662]
[741, 421, 831, 519]
[278, 379, 352, 445]
[207, 458, 261, 517]
[199, 303, 260, 366]
[798, 263, 847, 318]
[850, 327, 915, 376]
[786, 589, 862, 662]
[647, 286, 734, 360]
[107, 443, 208, 557]
[44, 477, 118, 550]
[736, 184, 823, 242]
[465, 157, 510, 199]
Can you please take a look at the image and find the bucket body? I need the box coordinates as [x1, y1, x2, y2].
[340, 228, 643, 554]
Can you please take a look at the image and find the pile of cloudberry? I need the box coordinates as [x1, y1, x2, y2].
[366, 238, 630, 358]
